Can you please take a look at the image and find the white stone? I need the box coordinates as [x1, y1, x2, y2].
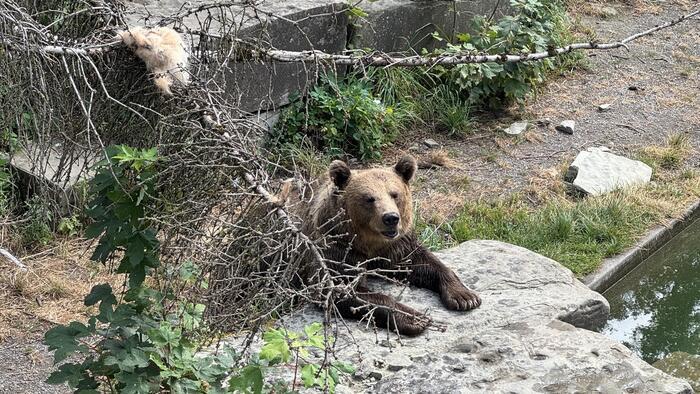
[598, 103, 612, 112]
[504, 121, 528, 135]
[556, 120, 575, 135]
[216, 241, 689, 393]
[423, 139, 440, 149]
[567, 147, 653, 196]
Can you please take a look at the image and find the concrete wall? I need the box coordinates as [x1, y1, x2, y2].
[124, 0, 508, 112]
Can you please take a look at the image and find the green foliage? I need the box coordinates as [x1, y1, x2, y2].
[0, 157, 12, 216]
[434, 0, 581, 107]
[426, 86, 473, 136]
[58, 215, 82, 236]
[229, 322, 354, 394]
[85, 145, 160, 287]
[21, 196, 53, 248]
[419, 192, 656, 276]
[271, 76, 399, 161]
[637, 132, 692, 171]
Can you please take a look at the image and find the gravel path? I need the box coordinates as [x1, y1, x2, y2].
[395, 3, 700, 219]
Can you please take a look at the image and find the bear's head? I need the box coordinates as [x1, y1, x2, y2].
[329, 155, 417, 250]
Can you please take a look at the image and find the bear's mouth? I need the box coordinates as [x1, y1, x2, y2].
[381, 230, 399, 239]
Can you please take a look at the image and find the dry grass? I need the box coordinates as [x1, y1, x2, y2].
[637, 132, 694, 171]
[416, 192, 466, 225]
[0, 239, 122, 342]
[417, 149, 456, 169]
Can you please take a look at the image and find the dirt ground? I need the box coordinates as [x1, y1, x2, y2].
[0, 241, 119, 393]
[390, 2, 700, 222]
[1, 1, 698, 392]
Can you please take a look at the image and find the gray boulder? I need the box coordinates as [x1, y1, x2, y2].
[220, 241, 691, 393]
[565, 147, 653, 196]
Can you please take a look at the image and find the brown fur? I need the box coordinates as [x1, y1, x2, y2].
[117, 26, 189, 95]
[285, 155, 481, 335]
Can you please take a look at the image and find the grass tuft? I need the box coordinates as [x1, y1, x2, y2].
[637, 132, 693, 170]
[420, 190, 671, 276]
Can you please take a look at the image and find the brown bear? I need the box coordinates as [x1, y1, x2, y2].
[284, 155, 481, 335]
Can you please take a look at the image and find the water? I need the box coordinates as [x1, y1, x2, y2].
[602, 218, 699, 387]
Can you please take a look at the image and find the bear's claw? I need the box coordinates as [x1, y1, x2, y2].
[389, 303, 431, 336]
[441, 283, 481, 311]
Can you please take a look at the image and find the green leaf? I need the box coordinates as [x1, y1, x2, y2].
[44, 322, 92, 362]
[259, 328, 291, 364]
[115, 370, 155, 394]
[300, 364, 318, 388]
[84, 283, 117, 322]
[84, 284, 114, 306]
[347, 6, 368, 18]
[46, 362, 84, 386]
[228, 365, 264, 394]
[332, 361, 356, 374]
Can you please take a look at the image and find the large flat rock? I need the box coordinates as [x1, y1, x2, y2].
[565, 147, 653, 196]
[220, 240, 692, 392]
[8, 143, 98, 212]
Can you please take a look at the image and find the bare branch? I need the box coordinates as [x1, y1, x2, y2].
[0, 248, 27, 271]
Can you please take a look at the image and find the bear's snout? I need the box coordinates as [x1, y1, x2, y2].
[382, 212, 400, 227]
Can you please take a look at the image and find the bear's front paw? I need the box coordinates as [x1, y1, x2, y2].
[388, 303, 431, 336]
[441, 283, 481, 311]
[391, 312, 431, 336]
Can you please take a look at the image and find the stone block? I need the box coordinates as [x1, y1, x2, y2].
[353, 0, 511, 52]
[8, 143, 97, 212]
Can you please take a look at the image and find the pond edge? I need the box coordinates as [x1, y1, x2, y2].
[584, 199, 700, 293]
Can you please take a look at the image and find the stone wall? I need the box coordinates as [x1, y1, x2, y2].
[124, 0, 509, 112]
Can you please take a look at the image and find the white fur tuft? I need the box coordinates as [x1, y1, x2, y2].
[117, 26, 189, 95]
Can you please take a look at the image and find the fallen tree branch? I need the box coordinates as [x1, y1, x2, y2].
[232, 7, 700, 66]
[1, 8, 697, 67]
[0, 247, 27, 271]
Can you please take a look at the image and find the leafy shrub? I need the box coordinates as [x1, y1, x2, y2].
[271, 77, 398, 161]
[434, 0, 581, 107]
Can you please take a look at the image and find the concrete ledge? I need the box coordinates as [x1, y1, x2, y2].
[584, 200, 700, 292]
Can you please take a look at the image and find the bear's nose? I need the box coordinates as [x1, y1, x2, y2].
[382, 212, 400, 227]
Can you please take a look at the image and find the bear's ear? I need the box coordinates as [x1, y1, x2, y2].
[394, 155, 417, 183]
[329, 160, 351, 189]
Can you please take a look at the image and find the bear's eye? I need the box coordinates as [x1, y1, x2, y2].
[389, 192, 399, 200]
[364, 196, 376, 204]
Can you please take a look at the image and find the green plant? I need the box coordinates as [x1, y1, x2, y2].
[230, 322, 354, 394]
[0, 157, 12, 215]
[417, 191, 658, 276]
[637, 132, 692, 170]
[433, 0, 582, 107]
[21, 195, 53, 248]
[58, 215, 82, 236]
[427, 86, 473, 136]
[0, 129, 20, 153]
[271, 76, 398, 161]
